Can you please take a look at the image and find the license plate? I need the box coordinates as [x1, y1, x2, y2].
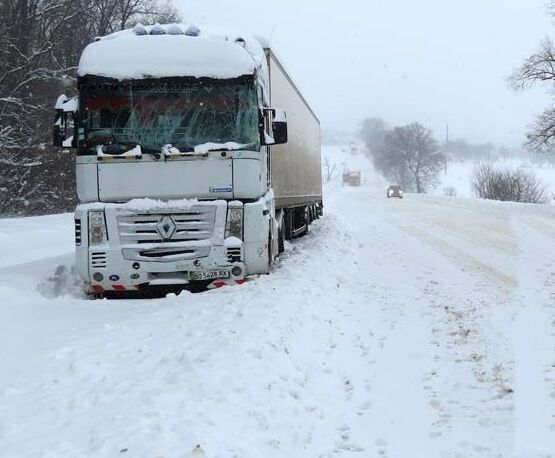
[189, 270, 230, 281]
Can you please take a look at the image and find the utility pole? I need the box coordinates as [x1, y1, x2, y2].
[444, 124, 449, 174]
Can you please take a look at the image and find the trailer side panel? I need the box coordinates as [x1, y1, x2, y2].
[267, 50, 322, 209]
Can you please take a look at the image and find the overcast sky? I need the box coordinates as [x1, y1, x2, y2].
[177, 0, 554, 146]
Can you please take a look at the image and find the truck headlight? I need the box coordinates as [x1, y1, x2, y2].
[89, 211, 107, 245]
[226, 207, 243, 240]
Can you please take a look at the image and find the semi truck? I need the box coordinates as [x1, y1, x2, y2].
[53, 23, 322, 296]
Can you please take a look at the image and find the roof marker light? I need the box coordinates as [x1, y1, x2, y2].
[150, 23, 165, 35]
[235, 37, 246, 48]
[133, 23, 147, 36]
[167, 24, 184, 35]
[185, 25, 200, 37]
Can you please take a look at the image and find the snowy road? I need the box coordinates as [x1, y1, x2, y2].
[1, 158, 555, 457]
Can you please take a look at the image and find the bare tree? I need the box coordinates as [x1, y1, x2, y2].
[511, 32, 555, 151]
[91, 0, 180, 35]
[323, 157, 337, 183]
[375, 123, 443, 193]
[403, 123, 443, 193]
[471, 162, 550, 203]
[443, 186, 457, 197]
[133, 0, 180, 26]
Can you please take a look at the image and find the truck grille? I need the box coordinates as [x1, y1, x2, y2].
[227, 247, 242, 263]
[91, 251, 107, 269]
[117, 207, 218, 262]
[117, 208, 216, 245]
[122, 245, 211, 262]
[75, 218, 82, 245]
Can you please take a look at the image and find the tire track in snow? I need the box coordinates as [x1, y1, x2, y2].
[351, 190, 518, 455]
[403, 224, 518, 290]
[332, 190, 451, 456]
[420, 279, 515, 456]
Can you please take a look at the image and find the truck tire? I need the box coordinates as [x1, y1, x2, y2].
[267, 233, 273, 272]
[278, 226, 285, 254]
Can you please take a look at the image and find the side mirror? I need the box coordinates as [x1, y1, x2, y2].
[53, 109, 67, 147]
[262, 108, 288, 146]
[272, 109, 288, 145]
[53, 94, 78, 149]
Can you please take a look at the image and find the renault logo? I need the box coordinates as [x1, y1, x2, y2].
[156, 216, 176, 240]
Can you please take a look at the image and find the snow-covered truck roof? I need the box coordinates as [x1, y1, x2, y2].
[78, 23, 268, 82]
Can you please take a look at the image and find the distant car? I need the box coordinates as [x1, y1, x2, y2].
[342, 170, 361, 187]
[387, 185, 403, 198]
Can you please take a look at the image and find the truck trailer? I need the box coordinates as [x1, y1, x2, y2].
[54, 23, 322, 296]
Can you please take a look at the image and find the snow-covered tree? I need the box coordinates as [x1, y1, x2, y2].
[0, 0, 180, 215]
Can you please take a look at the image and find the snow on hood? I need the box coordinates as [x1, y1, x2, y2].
[77, 197, 229, 213]
[78, 23, 268, 86]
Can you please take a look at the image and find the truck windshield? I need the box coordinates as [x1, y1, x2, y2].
[79, 80, 260, 153]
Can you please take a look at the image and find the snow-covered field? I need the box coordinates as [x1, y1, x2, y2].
[1, 146, 555, 457]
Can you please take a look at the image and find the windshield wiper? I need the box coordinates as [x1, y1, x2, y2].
[193, 142, 253, 153]
[112, 141, 165, 160]
[141, 147, 162, 160]
[101, 141, 137, 155]
[95, 141, 163, 160]
[161, 144, 203, 159]
[172, 144, 194, 153]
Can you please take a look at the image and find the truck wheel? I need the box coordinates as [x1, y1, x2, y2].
[278, 226, 285, 254]
[267, 234, 273, 272]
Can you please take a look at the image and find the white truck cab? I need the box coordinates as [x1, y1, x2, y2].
[54, 23, 322, 296]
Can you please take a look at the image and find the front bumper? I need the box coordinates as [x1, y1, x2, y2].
[75, 200, 246, 294]
[80, 247, 246, 294]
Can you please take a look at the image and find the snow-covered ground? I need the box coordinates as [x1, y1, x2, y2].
[1, 146, 555, 457]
